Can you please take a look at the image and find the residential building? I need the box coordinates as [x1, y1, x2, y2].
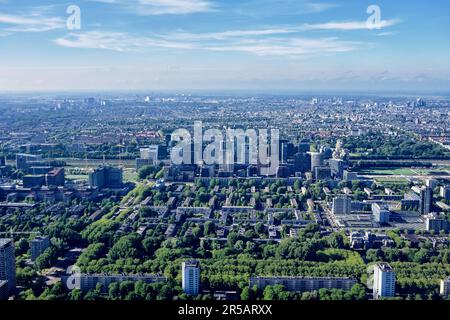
[329, 159, 344, 179]
[249, 276, 357, 293]
[0, 239, 16, 294]
[30, 236, 51, 261]
[332, 196, 352, 215]
[373, 263, 396, 299]
[440, 278, 450, 298]
[420, 186, 433, 215]
[372, 203, 390, 224]
[45, 168, 65, 187]
[182, 260, 200, 295]
[425, 213, 448, 233]
[62, 274, 167, 292]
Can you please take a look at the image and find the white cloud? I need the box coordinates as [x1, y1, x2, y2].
[54, 30, 361, 57]
[159, 19, 399, 42]
[89, 0, 216, 15]
[206, 37, 360, 56]
[0, 12, 65, 32]
[54, 31, 195, 52]
[303, 19, 399, 31]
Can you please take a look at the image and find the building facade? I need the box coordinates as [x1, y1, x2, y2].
[182, 260, 200, 295]
[30, 236, 51, 261]
[373, 263, 396, 299]
[249, 276, 357, 293]
[0, 239, 16, 294]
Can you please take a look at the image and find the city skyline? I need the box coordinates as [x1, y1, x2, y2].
[0, 0, 450, 92]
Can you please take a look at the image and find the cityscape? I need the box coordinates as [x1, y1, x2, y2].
[0, 0, 450, 311]
[1, 93, 449, 302]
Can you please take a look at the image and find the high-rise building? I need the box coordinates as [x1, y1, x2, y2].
[420, 186, 433, 215]
[140, 146, 159, 162]
[373, 263, 396, 300]
[22, 174, 46, 188]
[425, 213, 448, 233]
[440, 278, 450, 298]
[0, 239, 16, 294]
[329, 159, 345, 179]
[309, 152, 324, 172]
[440, 185, 450, 201]
[372, 203, 390, 224]
[89, 166, 123, 189]
[0, 280, 8, 300]
[45, 168, 65, 187]
[314, 166, 331, 181]
[293, 153, 311, 173]
[332, 196, 352, 215]
[298, 142, 310, 154]
[30, 236, 51, 262]
[16, 153, 42, 171]
[276, 166, 290, 178]
[182, 260, 200, 295]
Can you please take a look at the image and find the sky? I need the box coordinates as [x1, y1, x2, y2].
[0, 0, 449, 93]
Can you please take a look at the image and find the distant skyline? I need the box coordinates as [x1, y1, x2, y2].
[1, 0, 450, 92]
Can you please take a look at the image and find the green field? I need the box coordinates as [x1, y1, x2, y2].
[359, 167, 449, 176]
[374, 177, 410, 184]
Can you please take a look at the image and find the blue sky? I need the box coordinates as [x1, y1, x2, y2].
[0, 0, 449, 92]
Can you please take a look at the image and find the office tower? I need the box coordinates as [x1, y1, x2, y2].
[0, 239, 16, 294]
[286, 143, 296, 158]
[30, 236, 51, 262]
[329, 159, 344, 179]
[16, 153, 42, 171]
[309, 152, 324, 172]
[425, 213, 448, 233]
[278, 140, 288, 164]
[320, 146, 332, 160]
[89, 166, 123, 189]
[182, 260, 200, 295]
[420, 186, 433, 215]
[276, 166, 290, 178]
[293, 153, 311, 173]
[372, 203, 390, 224]
[298, 142, 310, 154]
[45, 168, 65, 187]
[373, 263, 396, 300]
[140, 146, 159, 162]
[426, 179, 437, 189]
[414, 98, 426, 108]
[22, 175, 46, 188]
[314, 166, 331, 181]
[0, 280, 8, 300]
[332, 196, 352, 215]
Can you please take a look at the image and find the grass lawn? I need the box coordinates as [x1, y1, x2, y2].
[374, 177, 409, 184]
